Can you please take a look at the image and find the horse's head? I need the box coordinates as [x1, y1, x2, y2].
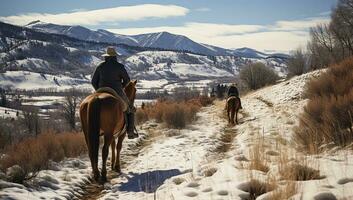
[124, 80, 137, 103]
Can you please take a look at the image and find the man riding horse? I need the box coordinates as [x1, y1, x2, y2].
[227, 83, 242, 109]
[226, 83, 242, 125]
[91, 47, 138, 139]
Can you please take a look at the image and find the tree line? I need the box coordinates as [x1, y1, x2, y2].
[287, 0, 353, 77]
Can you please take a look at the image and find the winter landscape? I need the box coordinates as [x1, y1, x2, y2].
[1, 0, 353, 199]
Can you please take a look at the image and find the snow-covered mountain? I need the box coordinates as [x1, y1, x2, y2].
[0, 21, 287, 91]
[26, 21, 288, 59]
[26, 20, 138, 46]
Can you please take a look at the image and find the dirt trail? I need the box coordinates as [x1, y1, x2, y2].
[79, 126, 162, 200]
[95, 103, 230, 199]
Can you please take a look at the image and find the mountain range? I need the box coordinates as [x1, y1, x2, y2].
[26, 20, 288, 59]
[0, 20, 288, 92]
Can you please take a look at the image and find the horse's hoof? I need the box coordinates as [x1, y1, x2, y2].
[99, 176, 107, 184]
[93, 174, 100, 182]
[114, 167, 121, 173]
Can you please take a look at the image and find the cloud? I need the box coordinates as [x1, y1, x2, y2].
[319, 11, 332, 16]
[108, 17, 329, 52]
[0, 4, 189, 26]
[272, 17, 330, 31]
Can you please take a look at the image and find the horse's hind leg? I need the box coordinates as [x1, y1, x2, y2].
[101, 133, 113, 182]
[111, 138, 116, 170]
[115, 132, 126, 173]
[227, 110, 231, 124]
[235, 110, 239, 124]
[231, 110, 235, 125]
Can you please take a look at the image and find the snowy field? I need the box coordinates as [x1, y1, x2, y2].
[1, 70, 353, 199]
[0, 70, 222, 94]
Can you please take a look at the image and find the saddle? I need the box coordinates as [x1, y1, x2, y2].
[227, 96, 239, 103]
[96, 87, 128, 112]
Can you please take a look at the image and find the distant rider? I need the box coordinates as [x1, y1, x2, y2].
[91, 46, 138, 139]
[227, 83, 242, 109]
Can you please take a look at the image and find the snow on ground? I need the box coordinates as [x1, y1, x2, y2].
[171, 63, 231, 78]
[100, 69, 353, 200]
[0, 157, 92, 200]
[100, 101, 229, 200]
[2, 70, 353, 200]
[134, 99, 156, 108]
[0, 106, 20, 119]
[15, 58, 50, 70]
[0, 71, 91, 91]
[137, 79, 169, 90]
[0, 128, 152, 200]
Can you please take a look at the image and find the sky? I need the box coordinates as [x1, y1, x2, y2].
[0, 0, 338, 53]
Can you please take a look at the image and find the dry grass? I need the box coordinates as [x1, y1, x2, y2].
[248, 143, 270, 173]
[278, 148, 322, 181]
[294, 57, 353, 152]
[281, 163, 321, 181]
[137, 96, 214, 129]
[269, 182, 298, 200]
[0, 131, 86, 183]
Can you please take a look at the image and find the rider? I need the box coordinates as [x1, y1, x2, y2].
[91, 46, 138, 139]
[227, 83, 243, 109]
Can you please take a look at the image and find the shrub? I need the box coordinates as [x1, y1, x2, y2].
[135, 108, 149, 125]
[162, 104, 186, 129]
[0, 131, 86, 183]
[139, 96, 213, 128]
[287, 48, 309, 77]
[294, 57, 353, 152]
[240, 62, 279, 90]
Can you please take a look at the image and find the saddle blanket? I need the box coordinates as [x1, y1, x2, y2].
[96, 87, 128, 112]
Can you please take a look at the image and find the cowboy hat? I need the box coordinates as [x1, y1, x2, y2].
[102, 46, 118, 57]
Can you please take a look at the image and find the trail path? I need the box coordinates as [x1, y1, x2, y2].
[3, 70, 353, 200]
[98, 102, 230, 199]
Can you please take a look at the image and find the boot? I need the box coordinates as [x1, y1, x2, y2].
[126, 112, 138, 139]
[238, 97, 243, 109]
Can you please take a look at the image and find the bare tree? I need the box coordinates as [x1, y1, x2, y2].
[240, 62, 279, 90]
[22, 107, 40, 136]
[330, 0, 353, 56]
[287, 48, 309, 77]
[307, 0, 353, 70]
[62, 88, 82, 130]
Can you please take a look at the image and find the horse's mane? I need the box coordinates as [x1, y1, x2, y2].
[124, 80, 136, 95]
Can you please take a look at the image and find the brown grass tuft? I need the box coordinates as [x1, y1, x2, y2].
[295, 57, 353, 152]
[0, 131, 86, 183]
[138, 96, 214, 129]
[270, 182, 298, 200]
[248, 143, 269, 173]
[280, 163, 322, 181]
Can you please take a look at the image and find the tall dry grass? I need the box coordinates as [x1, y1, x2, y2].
[0, 131, 86, 183]
[294, 57, 353, 152]
[135, 96, 214, 129]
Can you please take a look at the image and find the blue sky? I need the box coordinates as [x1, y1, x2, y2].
[0, 0, 337, 52]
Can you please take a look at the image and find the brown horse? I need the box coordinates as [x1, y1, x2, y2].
[79, 80, 137, 182]
[226, 96, 241, 125]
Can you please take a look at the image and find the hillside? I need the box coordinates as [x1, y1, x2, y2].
[0, 21, 288, 92]
[2, 70, 352, 200]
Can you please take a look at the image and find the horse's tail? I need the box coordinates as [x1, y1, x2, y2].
[87, 96, 101, 166]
